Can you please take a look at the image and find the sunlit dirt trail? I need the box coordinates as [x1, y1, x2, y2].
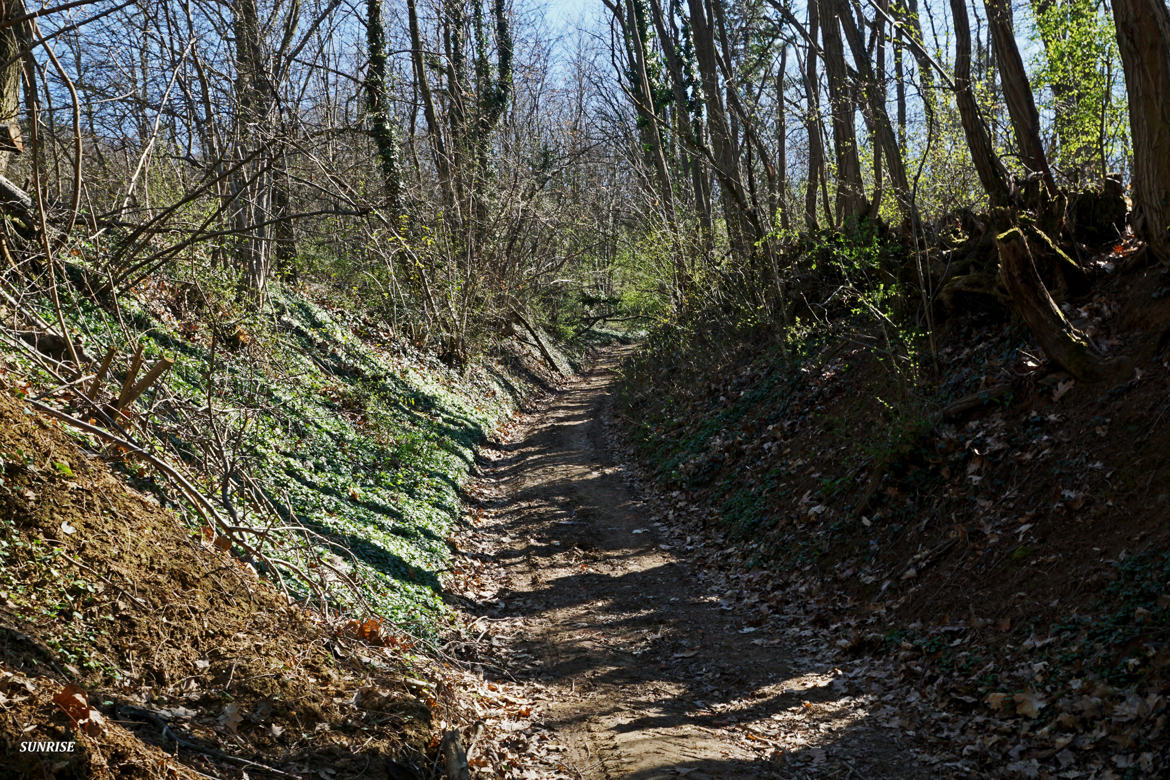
[462, 350, 936, 778]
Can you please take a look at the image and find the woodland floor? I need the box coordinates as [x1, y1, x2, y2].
[450, 349, 954, 778]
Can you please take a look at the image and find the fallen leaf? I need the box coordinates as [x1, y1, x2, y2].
[987, 692, 1008, 711]
[1014, 691, 1045, 719]
[52, 683, 105, 736]
[219, 701, 242, 733]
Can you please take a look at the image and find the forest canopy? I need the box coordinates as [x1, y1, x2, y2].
[0, 0, 1159, 369]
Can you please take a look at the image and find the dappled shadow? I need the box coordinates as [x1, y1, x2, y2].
[449, 354, 936, 777]
[273, 470, 444, 592]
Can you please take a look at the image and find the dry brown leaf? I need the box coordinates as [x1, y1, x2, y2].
[1014, 691, 1045, 719]
[219, 701, 242, 733]
[52, 683, 105, 736]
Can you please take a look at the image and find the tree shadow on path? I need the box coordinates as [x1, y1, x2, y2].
[453, 351, 948, 779]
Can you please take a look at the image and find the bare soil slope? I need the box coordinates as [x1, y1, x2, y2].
[0, 384, 441, 779]
[618, 258, 1170, 776]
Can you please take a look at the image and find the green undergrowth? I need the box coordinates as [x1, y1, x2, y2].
[8, 276, 565, 639]
[1051, 551, 1170, 688]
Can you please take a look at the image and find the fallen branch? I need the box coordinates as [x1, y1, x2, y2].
[115, 702, 301, 779]
[938, 381, 1013, 421]
[511, 308, 564, 376]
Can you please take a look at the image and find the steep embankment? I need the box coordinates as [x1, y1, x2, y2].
[619, 257, 1170, 776]
[0, 277, 580, 777]
[5, 277, 573, 634]
[0, 382, 438, 778]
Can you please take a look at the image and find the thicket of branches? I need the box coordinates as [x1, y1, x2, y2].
[0, 0, 661, 369]
[0, 0, 1167, 382]
[602, 0, 1170, 383]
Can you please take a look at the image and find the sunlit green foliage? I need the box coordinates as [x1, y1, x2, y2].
[1031, 0, 1128, 177]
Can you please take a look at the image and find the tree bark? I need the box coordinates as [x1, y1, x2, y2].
[803, 3, 824, 233]
[232, 0, 276, 296]
[984, 0, 1056, 193]
[0, 0, 26, 177]
[646, 0, 714, 258]
[818, 0, 867, 223]
[1110, 0, 1170, 259]
[776, 44, 789, 231]
[687, 0, 753, 257]
[949, 0, 1013, 207]
[366, 0, 404, 216]
[407, 0, 459, 223]
[834, 0, 916, 226]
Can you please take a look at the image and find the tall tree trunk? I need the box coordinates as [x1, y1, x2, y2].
[949, 0, 1013, 207]
[443, 0, 468, 215]
[686, 0, 753, 257]
[232, 0, 274, 296]
[818, 0, 867, 223]
[612, 0, 683, 293]
[776, 44, 789, 231]
[893, 0, 938, 138]
[366, 0, 403, 216]
[1110, 0, 1170, 259]
[835, 0, 915, 225]
[646, 0, 714, 259]
[407, 0, 459, 224]
[984, 0, 1056, 193]
[803, 4, 824, 233]
[469, 0, 513, 255]
[894, 31, 906, 149]
[0, 0, 26, 177]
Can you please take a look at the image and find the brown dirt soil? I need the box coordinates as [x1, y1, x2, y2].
[617, 254, 1170, 776]
[449, 349, 945, 778]
[0, 384, 443, 779]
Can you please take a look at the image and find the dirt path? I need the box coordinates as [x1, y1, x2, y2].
[460, 350, 942, 778]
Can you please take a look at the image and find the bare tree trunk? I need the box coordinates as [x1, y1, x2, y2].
[232, 0, 274, 296]
[949, 0, 1012, 207]
[1111, 0, 1170, 259]
[894, 31, 906, 149]
[892, 0, 938, 139]
[835, 0, 915, 225]
[776, 44, 789, 232]
[646, 0, 714, 259]
[407, 0, 458, 224]
[984, 0, 1056, 193]
[818, 0, 867, 223]
[687, 0, 753, 257]
[802, 8, 824, 233]
[605, 0, 686, 302]
[0, 0, 26, 177]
